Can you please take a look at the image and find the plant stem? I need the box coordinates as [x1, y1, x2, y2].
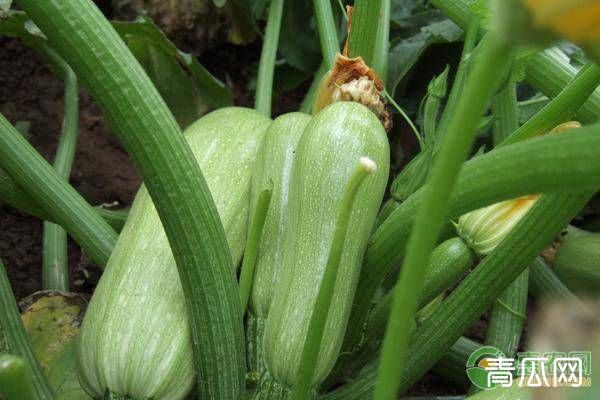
[255, 0, 284, 116]
[373, 34, 514, 400]
[484, 270, 528, 358]
[433, 337, 480, 389]
[491, 82, 518, 144]
[0, 259, 55, 399]
[0, 169, 127, 232]
[239, 189, 272, 312]
[15, 0, 245, 398]
[529, 257, 584, 306]
[347, 0, 383, 67]
[0, 354, 37, 400]
[312, 0, 339, 68]
[43, 56, 79, 292]
[500, 63, 600, 146]
[323, 191, 592, 400]
[372, 0, 390, 78]
[348, 124, 600, 355]
[431, 0, 600, 123]
[435, 15, 480, 144]
[291, 158, 376, 400]
[0, 114, 117, 267]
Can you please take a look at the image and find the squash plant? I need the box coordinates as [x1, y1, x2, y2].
[0, 0, 600, 400]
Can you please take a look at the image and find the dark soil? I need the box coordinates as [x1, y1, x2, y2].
[0, 37, 142, 299]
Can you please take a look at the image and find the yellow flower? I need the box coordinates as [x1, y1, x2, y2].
[521, 0, 600, 42]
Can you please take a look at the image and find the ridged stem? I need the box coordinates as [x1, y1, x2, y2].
[255, 0, 284, 116]
[491, 82, 518, 144]
[291, 158, 376, 400]
[373, 34, 514, 400]
[42, 54, 79, 291]
[431, 0, 600, 123]
[500, 63, 600, 146]
[312, 0, 339, 68]
[0, 169, 127, 232]
[529, 257, 584, 306]
[323, 191, 593, 400]
[372, 0, 390, 78]
[484, 270, 528, 358]
[0, 259, 55, 399]
[239, 189, 272, 312]
[347, 0, 383, 68]
[433, 337, 480, 389]
[349, 123, 600, 351]
[0, 114, 117, 267]
[14, 0, 245, 397]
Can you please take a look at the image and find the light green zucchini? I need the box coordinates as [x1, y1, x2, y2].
[554, 232, 600, 296]
[249, 112, 312, 318]
[262, 102, 390, 390]
[77, 107, 271, 400]
[246, 113, 311, 374]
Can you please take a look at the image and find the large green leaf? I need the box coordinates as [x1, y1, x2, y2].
[278, 0, 321, 72]
[387, 19, 463, 94]
[113, 17, 233, 128]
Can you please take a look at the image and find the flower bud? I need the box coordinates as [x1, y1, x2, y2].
[458, 195, 539, 256]
[458, 121, 581, 256]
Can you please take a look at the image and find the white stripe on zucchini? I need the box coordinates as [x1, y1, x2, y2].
[77, 108, 271, 400]
[262, 102, 390, 388]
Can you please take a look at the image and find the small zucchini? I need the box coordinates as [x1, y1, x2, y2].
[249, 112, 312, 318]
[554, 232, 600, 296]
[77, 108, 271, 400]
[246, 113, 311, 374]
[262, 102, 390, 389]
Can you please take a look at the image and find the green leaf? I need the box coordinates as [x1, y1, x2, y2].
[212, 0, 227, 7]
[112, 16, 233, 128]
[20, 292, 91, 399]
[387, 19, 462, 94]
[278, 0, 320, 72]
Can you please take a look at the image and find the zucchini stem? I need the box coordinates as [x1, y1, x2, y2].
[499, 63, 600, 146]
[239, 189, 273, 313]
[374, 34, 515, 400]
[0, 354, 37, 400]
[0, 113, 117, 267]
[0, 259, 55, 399]
[0, 169, 127, 232]
[312, 0, 339, 69]
[290, 158, 376, 400]
[43, 53, 79, 292]
[255, 0, 284, 116]
[347, 0, 384, 68]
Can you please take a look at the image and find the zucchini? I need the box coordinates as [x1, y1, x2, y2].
[262, 102, 390, 390]
[249, 112, 312, 318]
[554, 232, 600, 296]
[77, 108, 271, 400]
[246, 113, 311, 374]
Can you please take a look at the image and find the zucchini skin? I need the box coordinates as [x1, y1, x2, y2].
[249, 112, 312, 318]
[77, 108, 271, 400]
[263, 102, 390, 387]
[554, 233, 600, 295]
